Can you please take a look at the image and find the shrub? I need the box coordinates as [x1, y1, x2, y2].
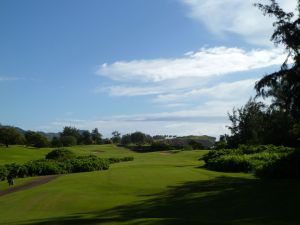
[203, 145, 295, 175]
[108, 156, 134, 164]
[183, 145, 193, 151]
[150, 142, 172, 151]
[255, 150, 300, 178]
[46, 148, 76, 161]
[24, 160, 66, 176]
[60, 136, 77, 146]
[205, 155, 253, 172]
[2, 154, 134, 179]
[70, 156, 110, 173]
[0, 165, 8, 180]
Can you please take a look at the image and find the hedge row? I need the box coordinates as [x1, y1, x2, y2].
[0, 154, 134, 180]
[203, 145, 299, 178]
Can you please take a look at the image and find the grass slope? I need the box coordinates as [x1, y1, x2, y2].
[0, 145, 299, 225]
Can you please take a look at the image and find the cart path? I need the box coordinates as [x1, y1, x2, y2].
[0, 175, 60, 197]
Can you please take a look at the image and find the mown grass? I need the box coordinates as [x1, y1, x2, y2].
[0, 145, 299, 225]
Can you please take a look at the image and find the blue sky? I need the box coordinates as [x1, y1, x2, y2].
[0, 0, 297, 137]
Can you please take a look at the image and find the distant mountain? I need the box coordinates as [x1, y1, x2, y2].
[0, 124, 59, 140]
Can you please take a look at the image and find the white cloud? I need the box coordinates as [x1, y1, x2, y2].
[93, 45, 288, 136]
[0, 76, 20, 81]
[97, 47, 285, 82]
[154, 79, 257, 103]
[180, 0, 297, 46]
[95, 85, 165, 96]
[41, 93, 251, 137]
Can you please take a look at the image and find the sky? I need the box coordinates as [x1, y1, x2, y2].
[0, 0, 298, 137]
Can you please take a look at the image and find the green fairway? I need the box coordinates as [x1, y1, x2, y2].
[0, 145, 299, 225]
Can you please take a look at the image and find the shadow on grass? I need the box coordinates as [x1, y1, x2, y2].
[17, 177, 300, 225]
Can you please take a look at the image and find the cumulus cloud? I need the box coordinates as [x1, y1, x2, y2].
[95, 85, 165, 96]
[180, 0, 297, 46]
[93, 45, 288, 136]
[154, 79, 257, 103]
[97, 47, 285, 82]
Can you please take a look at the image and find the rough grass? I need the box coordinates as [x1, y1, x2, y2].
[0, 145, 299, 225]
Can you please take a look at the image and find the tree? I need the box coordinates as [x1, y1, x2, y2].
[79, 130, 92, 145]
[225, 1, 300, 147]
[111, 131, 121, 144]
[51, 137, 62, 147]
[0, 127, 24, 147]
[91, 128, 102, 144]
[60, 136, 77, 147]
[121, 134, 131, 145]
[131, 131, 147, 146]
[227, 99, 266, 147]
[254, 0, 300, 118]
[60, 126, 80, 144]
[25, 131, 49, 148]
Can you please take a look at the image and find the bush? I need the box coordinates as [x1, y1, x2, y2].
[1, 154, 134, 180]
[46, 148, 76, 161]
[108, 156, 134, 164]
[60, 136, 77, 146]
[205, 155, 253, 172]
[70, 156, 110, 173]
[255, 150, 300, 178]
[24, 160, 68, 176]
[183, 145, 193, 151]
[0, 165, 8, 180]
[150, 142, 172, 151]
[203, 145, 294, 175]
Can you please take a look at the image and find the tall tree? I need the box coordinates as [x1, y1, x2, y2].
[91, 128, 102, 144]
[227, 99, 266, 147]
[0, 127, 24, 147]
[25, 131, 49, 148]
[111, 131, 121, 144]
[79, 130, 92, 145]
[254, 0, 300, 118]
[60, 126, 80, 144]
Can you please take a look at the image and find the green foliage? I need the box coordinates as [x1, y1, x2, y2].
[0, 165, 8, 181]
[203, 145, 295, 177]
[255, 1, 300, 120]
[0, 127, 24, 147]
[25, 131, 49, 148]
[61, 127, 80, 140]
[255, 149, 300, 178]
[188, 140, 205, 150]
[226, 1, 300, 147]
[150, 142, 172, 151]
[70, 156, 110, 173]
[107, 156, 134, 164]
[60, 136, 77, 147]
[51, 137, 62, 147]
[121, 134, 132, 146]
[24, 160, 68, 176]
[183, 145, 193, 151]
[45, 148, 76, 161]
[1, 147, 135, 179]
[111, 131, 121, 144]
[91, 128, 102, 144]
[130, 131, 147, 146]
[78, 131, 92, 145]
